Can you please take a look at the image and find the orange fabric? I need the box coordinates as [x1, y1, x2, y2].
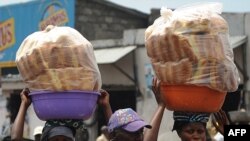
[160, 84, 226, 113]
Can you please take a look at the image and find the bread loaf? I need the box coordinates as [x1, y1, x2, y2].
[153, 59, 193, 84]
[145, 5, 239, 92]
[16, 25, 102, 91]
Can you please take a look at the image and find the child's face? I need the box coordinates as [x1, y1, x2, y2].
[111, 128, 144, 141]
[178, 122, 206, 141]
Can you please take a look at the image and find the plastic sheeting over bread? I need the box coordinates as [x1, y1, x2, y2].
[16, 25, 102, 92]
[145, 2, 240, 92]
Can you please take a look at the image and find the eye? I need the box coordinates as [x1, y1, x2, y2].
[182, 129, 194, 134]
[197, 129, 205, 134]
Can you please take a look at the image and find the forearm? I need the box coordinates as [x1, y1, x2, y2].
[144, 104, 165, 141]
[11, 102, 29, 141]
[102, 103, 113, 123]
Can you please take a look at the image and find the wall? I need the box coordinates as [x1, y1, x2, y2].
[75, 0, 148, 40]
[222, 13, 245, 36]
[0, 96, 9, 140]
[244, 13, 250, 107]
[223, 12, 250, 108]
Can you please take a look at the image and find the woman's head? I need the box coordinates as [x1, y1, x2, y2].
[108, 108, 151, 141]
[47, 126, 74, 141]
[41, 126, 74, 141]
[40, 119, 87, 141]
[175, 121, 207, 141]
[172, 111, 210, 141]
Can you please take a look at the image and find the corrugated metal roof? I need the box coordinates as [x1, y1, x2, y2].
[230, 35, 247, 49]
[94, 46, 136, 64]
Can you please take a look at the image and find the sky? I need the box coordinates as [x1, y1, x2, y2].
[2, 0, 250, 13]
[107, 0, 250, 14]
[0, 0, 35, 6]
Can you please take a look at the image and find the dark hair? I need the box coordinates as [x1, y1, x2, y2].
[172, 111, 210, 133]
[40, 126, 76, 141]
[172, 121, 207, 134]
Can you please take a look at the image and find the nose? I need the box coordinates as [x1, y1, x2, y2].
[192, 132, 205, 141]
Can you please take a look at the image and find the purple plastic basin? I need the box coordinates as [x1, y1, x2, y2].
[30, 90, 100, 121]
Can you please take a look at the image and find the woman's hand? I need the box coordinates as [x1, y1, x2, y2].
[211, 109, 230, 135]
[98, 89, 110, 107]
[144, 77, 166, 141]
[20, 88, 31, 108]
[11, 88, 31, 141]
[152, 77, 165, 106]
[98, 89, 112, 122]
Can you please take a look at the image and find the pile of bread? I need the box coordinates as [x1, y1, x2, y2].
[16, 25, 102, 91]
[145, 5, 239, 92]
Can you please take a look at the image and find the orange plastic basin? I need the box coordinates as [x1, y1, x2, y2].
[160, 84, 226, 113]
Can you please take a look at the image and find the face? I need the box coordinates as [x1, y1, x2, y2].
[178, 122, 206, 141]
[48, 135, 73, 141]
[111, 128, 144, 141]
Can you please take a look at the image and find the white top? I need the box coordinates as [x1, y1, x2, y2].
[213, 132, 224, 141]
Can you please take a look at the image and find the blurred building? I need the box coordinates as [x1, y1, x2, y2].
[1, 0, 250, 140]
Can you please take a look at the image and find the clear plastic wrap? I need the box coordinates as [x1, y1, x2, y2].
[16, 25, 102, 92]
[145, 2, 239, 92]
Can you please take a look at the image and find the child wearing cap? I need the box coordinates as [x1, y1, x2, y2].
[107, 108, 152, 141]
[99, 77, 166, 141]
[99, 90, 147, 141]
